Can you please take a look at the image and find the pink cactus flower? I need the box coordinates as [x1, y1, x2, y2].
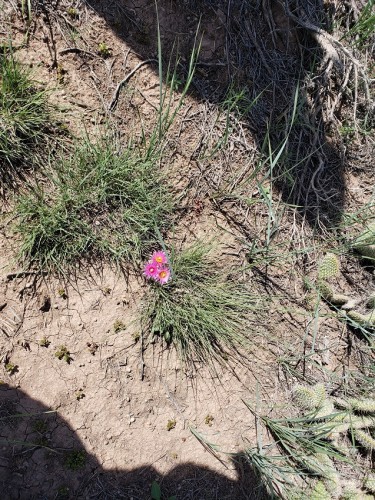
[143, 261, 159, 280]
[157, 267, 170, 285]
[151, 250, 167, 267]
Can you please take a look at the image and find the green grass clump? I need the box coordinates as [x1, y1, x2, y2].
[0, 50, 54, 181]
[143, 243, 262, 366]
[15, 137, 173, 270]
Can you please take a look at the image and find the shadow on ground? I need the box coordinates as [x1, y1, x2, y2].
[0, 383, 268, 499]
[81, 0, 346, 229]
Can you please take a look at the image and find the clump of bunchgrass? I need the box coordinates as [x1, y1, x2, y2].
[0, 49, 55, 184]
[142, 243, 262, 367]
[15, 136, 173, 271]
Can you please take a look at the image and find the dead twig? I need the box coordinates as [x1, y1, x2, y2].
[6, 271, 47, 282]
[108, 58, 157, 112]
[59, 47, 97, 58]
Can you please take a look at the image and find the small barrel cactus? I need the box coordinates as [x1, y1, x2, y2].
[317, 253, 349, 305]
[318, 253, 340, 281]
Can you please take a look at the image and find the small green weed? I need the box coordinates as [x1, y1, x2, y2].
[75, 389, 85, 401]
[39, 337, 50, 347]
[205, 414, 214, 426]
[151, 480, 176, 500]
[55, 346, 72, 364]
[20, 0, 32, 21]
[57, 289, 67, 299]
[32, 419, 48, 433]
[97, 42, 112, 58]
[5, 363, 18, 375]
[143, 243, 262, 367]
[66, 7, 78, 19]
[15, 136, 173, 271]
[113, 320, 126, 333]
[56, 486, 70, 500]
[64, 449, 86, 470]
[166, 419, 176, 431]
[36, 436, 49, 447]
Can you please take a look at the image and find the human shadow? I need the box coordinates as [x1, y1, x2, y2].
[76, 0, 347, 229]
[0, 383, 269, 499]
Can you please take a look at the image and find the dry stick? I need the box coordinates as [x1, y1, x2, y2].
[59, 47, 97, 58]
[244, 19, 273, 76]
[41, 5, 58, 68]
[353, 64, 359, 134]
[108, 59, 157, 112]
[89, 70, 108, 114]
[139, 331, 145, 381]
[6, 271, 47, 281]
[327, 62, 353, 121]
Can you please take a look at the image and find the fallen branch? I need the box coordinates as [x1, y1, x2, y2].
[59, 47, 97, 58]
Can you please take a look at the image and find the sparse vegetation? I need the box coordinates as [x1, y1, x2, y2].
[205, 415, 214, 426]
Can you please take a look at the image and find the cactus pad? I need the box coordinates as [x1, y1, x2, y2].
[352, 223, 375, 261]
[347, 310, 375, 328]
